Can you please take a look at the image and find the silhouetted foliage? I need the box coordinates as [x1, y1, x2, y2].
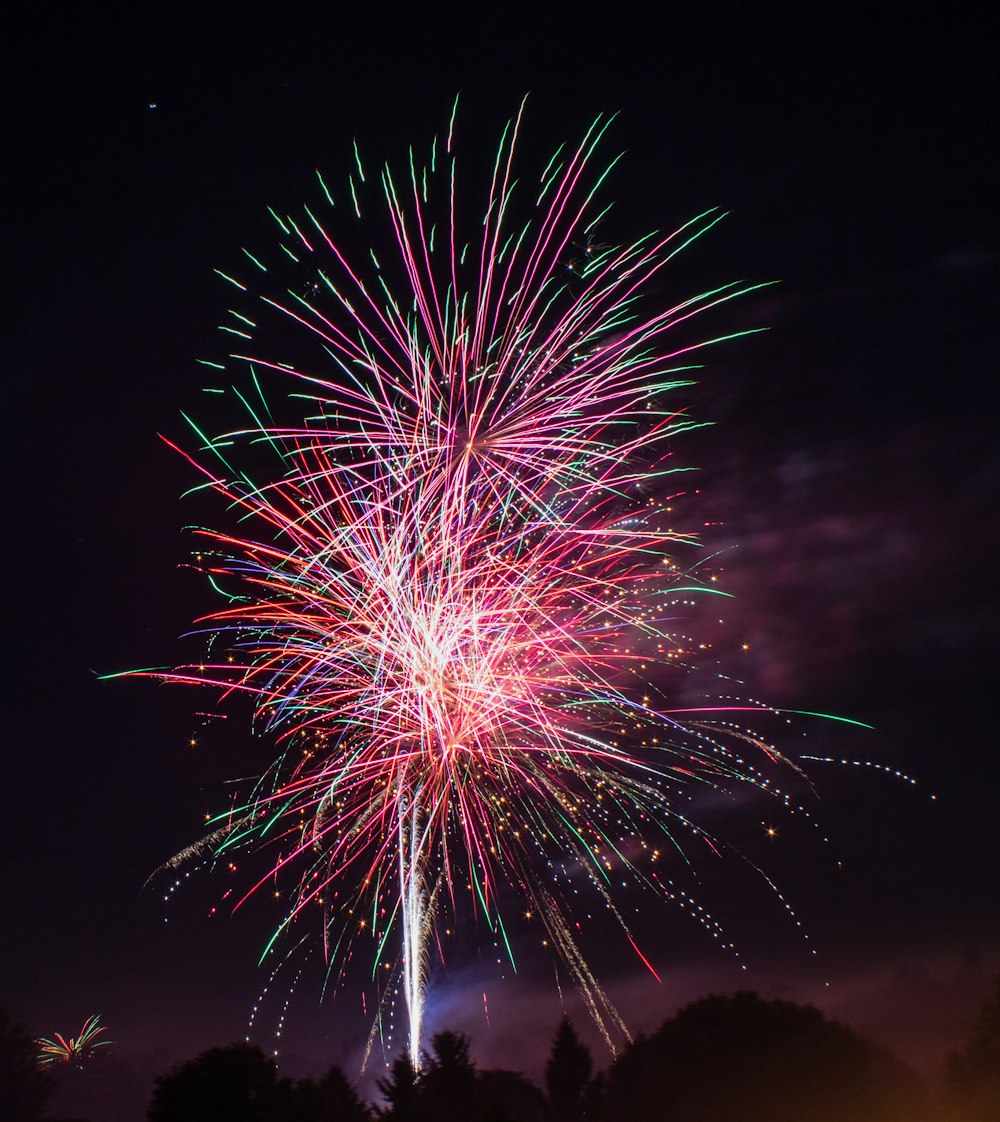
[376, 1033, 542, 1122]
[291, 1063, 372, 1122]
[477, 1068, 546, 1122]
[143, 995, 934, 1122]
[148, 1044, 371, 1122]
[580, 1070, 606, 1120]
[0, 1006, 52, 1122]
[602, 991, 917, 1122]
[544, 1018, 593, 1122]
[147, 1043, 293, 1122]
[948, 974, 1000, 1121]
[419, 1031, 479, 1122]
[377, 1054, 419, 1121]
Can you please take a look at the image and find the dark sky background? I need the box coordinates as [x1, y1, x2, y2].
[3, 2, 998, 1112]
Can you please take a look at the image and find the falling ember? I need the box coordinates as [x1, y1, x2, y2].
[120, 99, 832, 1067]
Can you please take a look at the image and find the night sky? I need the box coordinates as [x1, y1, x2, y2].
[4, 2, 998, 1107]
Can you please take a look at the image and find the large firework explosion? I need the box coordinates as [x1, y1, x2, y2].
[128, 101, 837, 1067]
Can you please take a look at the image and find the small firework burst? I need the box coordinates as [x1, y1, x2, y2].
[37, 1014, 111, 1067]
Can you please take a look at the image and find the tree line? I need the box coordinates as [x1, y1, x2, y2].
[2, 981, 998, 1121]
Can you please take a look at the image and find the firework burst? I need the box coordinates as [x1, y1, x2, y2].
[127, 101, 819, 1066]
[37, 1015, 111, 1067]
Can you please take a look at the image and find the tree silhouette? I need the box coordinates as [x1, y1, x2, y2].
[602, 991, 917, 1122]
[948, 974, 1000, 1121]
[376, 1054, 419, 1121]
[0, 1006, 52, 1122]
[376, 1033, 543, 1122]
[289, 1063, 372, 1122]
[147, 1043, 294, 1122]
[477, 1068, 546, 1122]
[418, 1031, 479, 1122]
[544, 1018, 593, 1122]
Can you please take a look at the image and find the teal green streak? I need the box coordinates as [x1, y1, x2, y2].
[181, 412, 237, 473]
[242, 248, 267, 272]
[205, 573, 244, 603]
[585, 202, 614, 233]
[232, 385, 286, 462]
[180, 481, 219, 498]
[670, 585, 735, 598]
[213, 268, 246, 291]
[97, 665, 169, 679]
[315, 170, 334, 207]
[778, 709, 875, 729]
[373, 909, 397, 980]
[267, 206, 291, 234]
[555, 808, 610, 885]
[250, 366, 274, 421]
[302, 204, 322, 236]
[470, 863, 497, 934]
[258, 915, 294, 964]
[447, 94, 459, 151]
[664, 208, 728, 261]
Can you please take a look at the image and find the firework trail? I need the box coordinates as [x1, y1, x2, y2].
[127, 100, 818, 1066]
[37, 1015, 111, 1067]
